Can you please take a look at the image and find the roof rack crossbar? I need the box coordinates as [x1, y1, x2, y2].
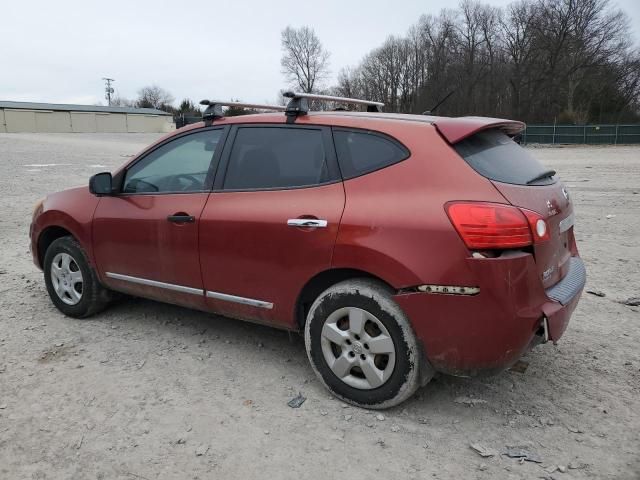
[199, 99, 286, 122]
[283, 91, 383, 108]
[283, 91, 384, 119]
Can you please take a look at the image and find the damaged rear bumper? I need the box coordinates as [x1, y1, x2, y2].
[393, 253, 585, 377]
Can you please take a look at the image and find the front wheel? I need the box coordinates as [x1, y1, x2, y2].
[304, 279, 424, 409]
[43, 236, 111, 318]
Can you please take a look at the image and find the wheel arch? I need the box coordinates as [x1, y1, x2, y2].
[37, 225, 75, 267]
[295, 268, 395, 330]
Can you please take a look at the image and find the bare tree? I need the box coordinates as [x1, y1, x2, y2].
[335, 67, 364, 100]
[501, 0, 541, 118]
[281, 26, 330, 93]
[136, 85, 175, 110]
[110, 94, 135, 107]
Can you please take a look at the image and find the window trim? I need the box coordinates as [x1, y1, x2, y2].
[213, 123, 342, 193]
[331, 126, 411, 180]
[114, 125, 230, 196]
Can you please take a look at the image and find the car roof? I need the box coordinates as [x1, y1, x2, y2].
[205, 111, 436, 125]
[177, 111, 525, 144]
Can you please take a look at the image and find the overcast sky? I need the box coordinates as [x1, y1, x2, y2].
[2, 0, 638, 107]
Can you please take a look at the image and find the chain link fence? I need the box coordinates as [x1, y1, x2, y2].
[521, 124, 640, 145]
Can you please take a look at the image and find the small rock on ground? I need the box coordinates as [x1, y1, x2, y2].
[586, 289, 606, 297]
[287, 393, 306, 408]
[621, 297, 640, 307]
[195, 444, 209, 456]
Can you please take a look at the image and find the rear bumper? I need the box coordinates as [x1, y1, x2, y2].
[394, 253, 585, 377]
[542, 256, 585, 340]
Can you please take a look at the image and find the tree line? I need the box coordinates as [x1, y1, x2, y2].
[116, 0, 640, 124]
[283, 0, 640, 124]
[111, 86, 202, 117]
[112, 86, 252, 118]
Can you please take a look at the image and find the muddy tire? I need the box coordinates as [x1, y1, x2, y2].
[43, 236, 112, 318]
[304, 278, 423, 409]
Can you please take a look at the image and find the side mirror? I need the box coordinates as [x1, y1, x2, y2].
[89, 172, 113, 196]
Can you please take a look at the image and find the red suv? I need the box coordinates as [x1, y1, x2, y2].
[30, 94, 585, 408]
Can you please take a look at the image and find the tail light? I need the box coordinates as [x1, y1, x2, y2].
[446, 202, 549, 250]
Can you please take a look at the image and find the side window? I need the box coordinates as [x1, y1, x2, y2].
[333, 129, 409, 179]
[223, 127, 331, 190]
[123, 130, 223, 193]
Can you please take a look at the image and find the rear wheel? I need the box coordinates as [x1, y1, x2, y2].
[304, 279, 423, 409]
[43, 236, 111, 318]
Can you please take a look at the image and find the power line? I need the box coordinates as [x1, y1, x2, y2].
[102, 77, 115, 106]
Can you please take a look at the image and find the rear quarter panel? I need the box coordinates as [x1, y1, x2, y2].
[332, 123, 508, 287]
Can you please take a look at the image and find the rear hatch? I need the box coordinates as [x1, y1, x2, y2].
[452, 128, 574, 289]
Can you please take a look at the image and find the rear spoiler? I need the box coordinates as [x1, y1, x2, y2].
[432, 116, 525, 144]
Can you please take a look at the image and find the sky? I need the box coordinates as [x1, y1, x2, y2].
[1, 0, 639, 107]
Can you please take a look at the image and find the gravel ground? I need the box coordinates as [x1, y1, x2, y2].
[0, 133, 639, 480]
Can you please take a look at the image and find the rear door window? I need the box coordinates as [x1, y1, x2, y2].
[332, 129, 409, 179]
[223, 127, 335, 190]
[454, 129, 555, 185]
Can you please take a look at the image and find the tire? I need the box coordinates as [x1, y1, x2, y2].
[304, 278, 423, 409]
[43, 236, 111, 318]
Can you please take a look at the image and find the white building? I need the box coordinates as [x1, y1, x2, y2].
[0, 101, 175, 133]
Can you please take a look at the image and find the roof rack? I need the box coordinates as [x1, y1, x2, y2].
[199, 99, 286, 122]
[283, 91, 384, 122]
[197, 93, 384, 124]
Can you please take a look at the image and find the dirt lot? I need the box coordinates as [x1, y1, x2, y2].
[0, 133, 638, 479]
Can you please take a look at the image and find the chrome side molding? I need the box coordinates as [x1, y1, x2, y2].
[105, 272, 203, 296]
[206, 290, 273, 309]
[105, 272, 275, 309]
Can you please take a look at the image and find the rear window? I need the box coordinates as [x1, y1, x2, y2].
[454, 130, 555, 185]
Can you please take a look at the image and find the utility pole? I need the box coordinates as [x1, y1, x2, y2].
[102, 77, 115, 106]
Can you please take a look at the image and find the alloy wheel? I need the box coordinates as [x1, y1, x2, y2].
[50, 252, 83, 306]
[320, 307, 396, 390]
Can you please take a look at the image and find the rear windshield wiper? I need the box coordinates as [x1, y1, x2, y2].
[526, 169, 556, 184]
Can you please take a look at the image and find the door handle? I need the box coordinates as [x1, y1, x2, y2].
[287, 218, 328, 228]
[167, 214, 195, 224]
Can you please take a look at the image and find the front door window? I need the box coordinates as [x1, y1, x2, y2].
[123, 130, 223, 193]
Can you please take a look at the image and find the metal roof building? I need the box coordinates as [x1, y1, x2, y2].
[0, 101, 175, 133]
